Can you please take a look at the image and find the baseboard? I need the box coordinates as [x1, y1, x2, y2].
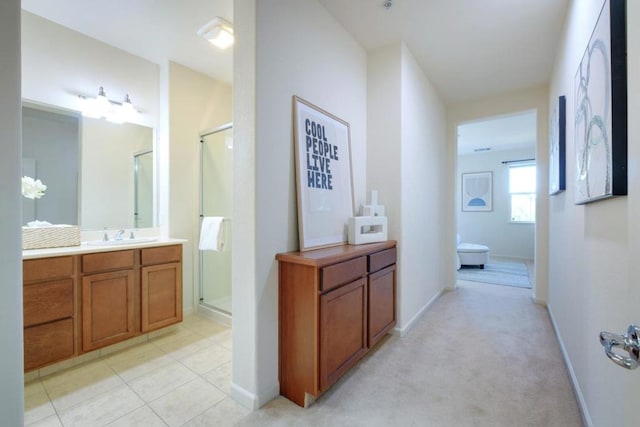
[393, 288, 445, 337]
[547, 306, 592, 427]
[230, 381, 280, 411]
[533, 296, 547, 306]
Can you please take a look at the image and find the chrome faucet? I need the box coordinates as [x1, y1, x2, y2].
[114, 229, 125, 240]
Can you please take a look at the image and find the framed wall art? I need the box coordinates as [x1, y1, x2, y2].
[574, 0, 627, 204]
[462, 172, 492, 212]
[292, 96, 354, 251]
[549, 95, 566, 195]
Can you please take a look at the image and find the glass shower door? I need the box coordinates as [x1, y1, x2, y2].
[200, 125, 233, 314]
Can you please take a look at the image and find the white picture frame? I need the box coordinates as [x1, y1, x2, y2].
[462, 171, 493, 212]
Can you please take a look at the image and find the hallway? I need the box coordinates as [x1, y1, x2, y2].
[240, 280, 582, 426]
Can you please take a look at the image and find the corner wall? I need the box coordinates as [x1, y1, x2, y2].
[446, 86, 549, 301]
[548, 1, 640, 425]
[368, 42, 448, 332]
[233, 0, 368, 408]
[0, 0, 24, 424]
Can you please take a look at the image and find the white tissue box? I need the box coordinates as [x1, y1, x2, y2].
[22, 225, 81, 250]
[348, 216, 388, 245]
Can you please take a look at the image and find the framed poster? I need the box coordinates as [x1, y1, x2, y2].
[292, 96, 354, 251]
[549, 95, 566, 195]
[462, 172, 492, 212]
[574, 0, 627, 204]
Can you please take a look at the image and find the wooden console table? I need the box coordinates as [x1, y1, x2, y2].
[276, 241, 397, 407]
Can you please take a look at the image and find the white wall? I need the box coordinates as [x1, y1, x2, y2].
[21, 11, 158, 128]
[169, 61, 232, 314]
[446, 86, 549, 301]
[368, 42, 448, 331]
[0, 0, 24, 424]
[233, 0, 368, 408]
[457, 147, 536, 259]
[548, 1, 640, 425]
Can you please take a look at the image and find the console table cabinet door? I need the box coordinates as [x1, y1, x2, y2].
[82, 270, 135, 352]
[141, 262, 183, 332]
[319, 277, 368, 391]
[368, 264, 396, 348]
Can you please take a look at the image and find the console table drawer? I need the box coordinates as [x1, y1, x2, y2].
[320, 256, 366, 292]
[369, 248, 396, 273]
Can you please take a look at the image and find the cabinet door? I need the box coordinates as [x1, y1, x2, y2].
[319, 277, 367, 391]
[141, 262, 182, 332]
[82, 270, 135, 352]
[368, 264, 396, 348]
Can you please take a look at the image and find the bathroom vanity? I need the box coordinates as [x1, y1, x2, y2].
[276, 241, 397, 407]
[22, 240, 183, 372]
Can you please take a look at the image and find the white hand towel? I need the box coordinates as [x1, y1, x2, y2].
[199, 217, 225, 251]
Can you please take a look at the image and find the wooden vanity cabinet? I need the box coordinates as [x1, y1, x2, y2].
[141, 245, 183, 332]
[81, 250, 137, 352]
[23, 256, 77, 371]
[277, 241, 397, 407]
[23, 243, 184, 371]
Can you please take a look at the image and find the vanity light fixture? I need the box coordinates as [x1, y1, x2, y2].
[81, 87, 139, 124]
[197, 17, 234, 49]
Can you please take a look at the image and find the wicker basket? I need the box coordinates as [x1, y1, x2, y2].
[22, 225, 81, 250]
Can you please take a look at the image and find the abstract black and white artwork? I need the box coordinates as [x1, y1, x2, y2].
[549, 95, 566, 195]
[574, 0, 627, 204]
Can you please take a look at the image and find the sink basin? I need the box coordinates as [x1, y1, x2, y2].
[86, 237, 158, 246]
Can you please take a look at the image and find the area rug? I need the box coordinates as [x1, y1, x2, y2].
[457, 261, 531, 288]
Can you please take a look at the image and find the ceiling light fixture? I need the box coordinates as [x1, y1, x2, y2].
[383, 0, 393, 10]
[81, 87, 139, 124]
[197, 17, 234, 49]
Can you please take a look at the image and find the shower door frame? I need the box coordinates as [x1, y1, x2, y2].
[198, 123, 233, 315]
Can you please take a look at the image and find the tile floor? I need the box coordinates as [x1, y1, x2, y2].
[24, 315, 250, 427]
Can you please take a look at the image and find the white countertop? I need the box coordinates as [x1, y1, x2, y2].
[23, 237, 187, 260]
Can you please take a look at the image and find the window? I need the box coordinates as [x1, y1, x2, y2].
[509, 164, 536, 222]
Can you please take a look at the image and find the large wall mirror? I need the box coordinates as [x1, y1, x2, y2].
[22, 103, 156, 230]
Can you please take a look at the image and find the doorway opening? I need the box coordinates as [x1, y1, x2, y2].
[455, 110, 537, 289]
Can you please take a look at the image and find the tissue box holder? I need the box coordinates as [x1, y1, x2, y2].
[22, 225, 81, 250]
[348, 216, 388, 245]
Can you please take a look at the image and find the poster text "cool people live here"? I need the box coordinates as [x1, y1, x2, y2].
[305, 119, 339, 190]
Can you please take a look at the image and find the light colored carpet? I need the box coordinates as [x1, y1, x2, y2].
[458, 261, 531, 288]
[235, 282, 582, 426]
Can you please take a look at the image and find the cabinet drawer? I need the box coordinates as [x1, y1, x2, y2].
[368, 248, 396, 273]
[24, 318, 74, 371]
[141, 245, 182, 266]
[24, 279, 74, 327]
[23, 256, 74, 283]
[82, 250, 134, 273]
[320, 256, 366, 292]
